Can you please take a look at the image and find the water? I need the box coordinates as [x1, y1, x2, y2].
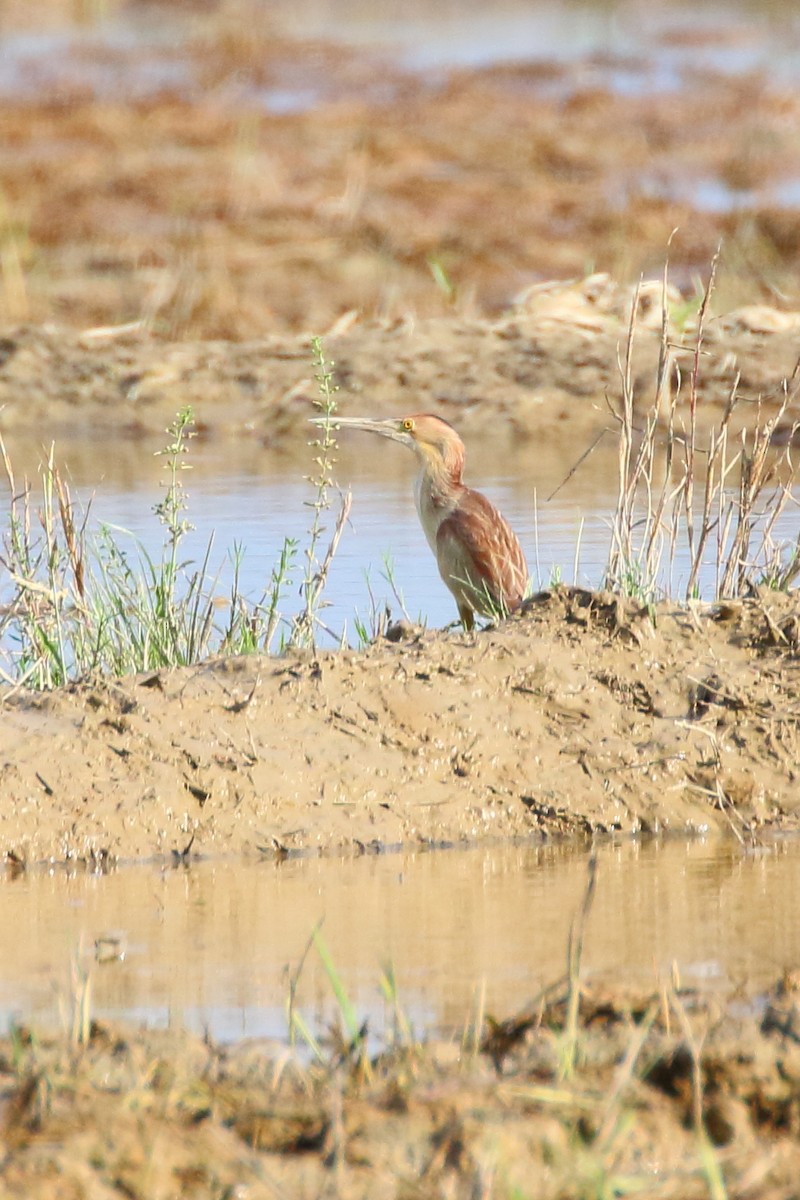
[266, 0, 800, 84]
[18, 435, 614, 641]
[89, 470, 598, 638]
[2, 838, 799, 1042]
[4, 432, 798, 646]
[3, 0, 800, 110]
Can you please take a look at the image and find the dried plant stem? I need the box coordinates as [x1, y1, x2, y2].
[605, 252, 800, 603]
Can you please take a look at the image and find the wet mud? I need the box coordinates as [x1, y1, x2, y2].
[2, 586, 799, 866]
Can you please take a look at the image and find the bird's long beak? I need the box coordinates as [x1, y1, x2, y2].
[309, 416, 410, 445]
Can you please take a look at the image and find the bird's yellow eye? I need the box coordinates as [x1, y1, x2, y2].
[402, 418, 415, 431]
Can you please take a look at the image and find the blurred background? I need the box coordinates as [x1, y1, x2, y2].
[1, 0, 799, 337]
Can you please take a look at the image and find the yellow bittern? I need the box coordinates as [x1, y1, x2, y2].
[311, 412, 528, 630]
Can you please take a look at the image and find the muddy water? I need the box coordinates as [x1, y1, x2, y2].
[3, 838, 799, 1042]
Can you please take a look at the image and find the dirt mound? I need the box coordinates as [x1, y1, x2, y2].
[2, 586, 798, 866]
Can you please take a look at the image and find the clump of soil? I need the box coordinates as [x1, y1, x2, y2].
[2, 586, 799, 866]
[3, 970, 800, 1197]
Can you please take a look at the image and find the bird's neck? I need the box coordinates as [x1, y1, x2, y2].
[424, 440, 464, 491]
[413, 448, 464, 549]
[420, 444, 464, 502]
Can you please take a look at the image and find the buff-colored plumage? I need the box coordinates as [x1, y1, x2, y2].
[311, 412, 528, 629]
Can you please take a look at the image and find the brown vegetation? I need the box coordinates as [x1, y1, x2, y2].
[1, 15, 800, 337]
[3, 969, 800, 1197]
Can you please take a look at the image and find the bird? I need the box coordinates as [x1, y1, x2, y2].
[310, 412, 528, 630]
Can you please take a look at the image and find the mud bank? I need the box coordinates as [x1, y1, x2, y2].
[1, 285, 799, 448]
[2, 587, 798, 866]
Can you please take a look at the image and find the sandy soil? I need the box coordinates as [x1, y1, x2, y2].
[4, 971, 800, 1198]
[1, 586, 798, 866]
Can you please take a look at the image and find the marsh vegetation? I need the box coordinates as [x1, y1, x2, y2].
[1, 269, 797, 690]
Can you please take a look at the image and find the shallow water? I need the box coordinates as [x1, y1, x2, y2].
[267, 0, 800, 84]
[3, 432, 799, 646]
[3, 838, 799, 1043]
[88, 450, 606, 639]
[2, 434, 615, 641]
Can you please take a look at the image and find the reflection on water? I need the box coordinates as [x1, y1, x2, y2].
[2, 838, 799, 1042]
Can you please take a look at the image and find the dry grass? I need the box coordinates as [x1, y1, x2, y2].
[0, 342, 349, 687]
[2, 13, 800, 337]
[605, 253, 800, 603]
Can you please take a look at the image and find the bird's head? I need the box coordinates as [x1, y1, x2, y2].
[309, 413, 465, 480]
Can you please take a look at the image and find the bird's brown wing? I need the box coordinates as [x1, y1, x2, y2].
[435, 488, 528, 618]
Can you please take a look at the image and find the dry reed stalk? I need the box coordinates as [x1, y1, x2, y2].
[606, 252, 800, 603]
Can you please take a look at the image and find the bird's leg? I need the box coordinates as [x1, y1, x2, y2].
[458, 604, 475, 632]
